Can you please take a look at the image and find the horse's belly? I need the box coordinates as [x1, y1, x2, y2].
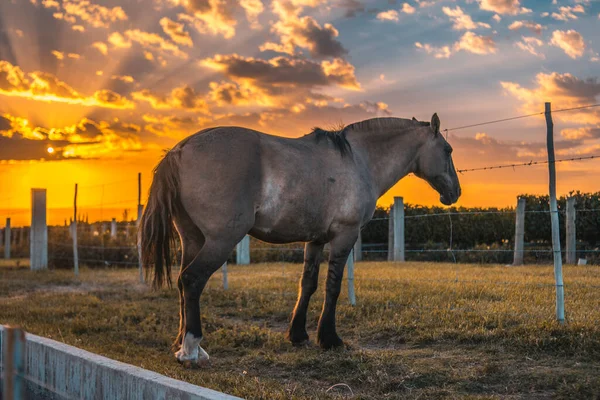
[249, 213, 327, 244]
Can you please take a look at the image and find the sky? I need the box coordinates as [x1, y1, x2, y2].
[0, 0, 599, 226]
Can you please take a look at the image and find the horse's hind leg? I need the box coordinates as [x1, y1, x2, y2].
[317, 231, 358, 349]
[175, 237, 238, 364]
[173, 219, 205, 350]
[287, 242, 324, 345]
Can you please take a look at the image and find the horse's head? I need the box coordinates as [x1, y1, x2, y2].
[413, 113, 461, 205]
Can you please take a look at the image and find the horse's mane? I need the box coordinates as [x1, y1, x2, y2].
[307, 117, 430, 157]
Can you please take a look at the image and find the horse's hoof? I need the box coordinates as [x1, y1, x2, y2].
[291, 339, 311, 348]
[318, 334, 344, 350]
[175, 345, 210, 367]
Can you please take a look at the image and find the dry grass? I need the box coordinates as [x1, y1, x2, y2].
[1, 261, 599, 399]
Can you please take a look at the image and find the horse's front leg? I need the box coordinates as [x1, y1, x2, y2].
[287, 242, 324, 345]
[317, 231, 358, 349]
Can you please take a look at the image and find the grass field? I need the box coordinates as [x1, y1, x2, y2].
[1, 261, 599, 399]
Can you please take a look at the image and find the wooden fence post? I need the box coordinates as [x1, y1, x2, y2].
[110, 218, 117, 239]
[387, 205, 394, 261]
[2, 326, 26, 400]
[30, 189, 48, 270]
[347, 248, 356, 306]
[222, 262, 228, 290]
[545, 102, 565, 324]
[566, 197, 576, 265]
[4, 217, 10, 260]
[513, 197, 526, 266]
[393, 196, 405, 262]
[353, 231, 362, 262]
[73, 184, 79, 276]
[236, 235, 250, 265]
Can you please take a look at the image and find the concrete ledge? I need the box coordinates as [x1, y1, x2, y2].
[1, 326, 242, 400]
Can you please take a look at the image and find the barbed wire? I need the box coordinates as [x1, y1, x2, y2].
[366, 208, 600, 222]
[457, 154, 600, 173]
[48, 242, 137, 250]
[444, 103, 600, 132]
[49, 256, 138, 266]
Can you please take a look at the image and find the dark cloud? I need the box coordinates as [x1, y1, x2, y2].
[203, 55, 359, 89]
[0, 115, 10, 131]
[551, 75, 600, 101]
[0, 134, 71, 161]
[301, 19, 348, 58]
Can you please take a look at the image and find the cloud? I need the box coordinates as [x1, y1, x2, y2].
[37, 0, 128, 28]
[551, 5, 585, 21]
[377, 10, 399, 21]
[501, 72, 600, 125]
[515, 36, 544, 58]
[92, 41, 108, 55]
[240, 0, 265, 29]
[142, 114, 210, 139]
[402, 3, 415, 14]
[416, 0, 435, 7]
[107, 29, 188, 59]
[561, 127, 600, 140]
[416, 32, 496, 58]
[171, 0, 237, 39]
[132, 85, 210, 112]
[454, 32, 496, 55]
[260, 0, 347, 58]
[202, 54, 360, 90]
[477, 0, 530, 15]
[550, 30, 585, 59]
[0, 61, 134, 109]
[159, 17, 193, 46]
[111, 75, 135, 83]
[141, 100, 393, 140]
[414, 42, 452, 58]
[52, 50, 64, 60]
[0, 113, 142, 161]
[442, 6, 491, 30]
[508, 20, 543, 35]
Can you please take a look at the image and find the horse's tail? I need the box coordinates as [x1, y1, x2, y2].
[139, 149, 182, 289]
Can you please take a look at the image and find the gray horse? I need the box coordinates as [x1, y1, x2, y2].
[140, 114, 461, 364]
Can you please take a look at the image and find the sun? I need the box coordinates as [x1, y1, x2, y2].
[47, 146, 55, 154]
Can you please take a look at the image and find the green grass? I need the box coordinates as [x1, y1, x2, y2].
[1, 262, 599, 399]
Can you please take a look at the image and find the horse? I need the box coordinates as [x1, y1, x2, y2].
[140, 114, 461, 365]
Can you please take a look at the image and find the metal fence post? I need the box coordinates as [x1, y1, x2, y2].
[236, 235, 250, 265]
[566, 197, 576, 265]
[110, 218, 117, 239]
[513, 197, 526, 266]
[222, 262, 228, 290]
[30, 189, 48, 270]
[353, 231, 362, 262]
[347, 249, 356, 306]
[545, 102, 565, 324]
[393, 197, 405, 262]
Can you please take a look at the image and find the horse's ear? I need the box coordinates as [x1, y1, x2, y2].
[412, 117, 417, 121]
[431, 113, 440, 135]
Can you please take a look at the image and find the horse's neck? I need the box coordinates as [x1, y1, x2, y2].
[347, 127, 424, 197]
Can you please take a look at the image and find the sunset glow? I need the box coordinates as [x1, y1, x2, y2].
[1, 0, 599, 226]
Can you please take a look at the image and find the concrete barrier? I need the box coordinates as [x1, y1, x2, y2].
[0, 326, 242, 400]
